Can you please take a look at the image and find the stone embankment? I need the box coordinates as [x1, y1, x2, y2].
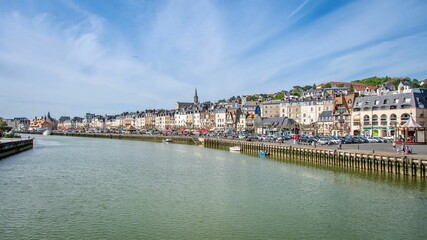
[0, 139, 34, 159]
[18, 131, 427, 178]
[205, 138, 427, 179]
[51, 132, 202, 145]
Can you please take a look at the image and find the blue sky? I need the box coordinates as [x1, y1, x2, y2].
[1, 0, 426, 118]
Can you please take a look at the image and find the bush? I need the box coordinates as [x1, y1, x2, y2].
[4, 134, 21, 138]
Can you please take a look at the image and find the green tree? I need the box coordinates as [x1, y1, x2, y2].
[247, 95, 257, 101]
[302, 85, 312, 91]
[0, 117, 7, 131]
[272, 92, 284, 100]
[290, 86, 302, 96]
[322, 83, 331, 88]
[411, 79, 420, 88]
[0, 117, 9, 137]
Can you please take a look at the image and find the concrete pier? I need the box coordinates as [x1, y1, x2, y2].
[0, 139, 34, 159]
[204, 138, 427, 179]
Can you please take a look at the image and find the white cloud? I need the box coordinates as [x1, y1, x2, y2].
[0, 0, 426, 118]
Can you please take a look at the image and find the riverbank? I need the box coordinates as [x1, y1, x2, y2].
[0, 138, 34, 159]
[50, 131, 202, 145]
[205, 138, 427, 178]
[22, 132, 427, 178]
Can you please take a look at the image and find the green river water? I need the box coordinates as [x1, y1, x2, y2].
[0, 135, 426, 239]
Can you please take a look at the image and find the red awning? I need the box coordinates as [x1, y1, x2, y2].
[198, 128, 209, 133]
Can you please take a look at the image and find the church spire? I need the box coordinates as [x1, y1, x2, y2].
[194, 88, 199, 105]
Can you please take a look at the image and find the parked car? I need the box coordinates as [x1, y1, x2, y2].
[329, 136, 341, 144]
[342, 136, 353, 143]
[374, 137, 387, 143]
[317, 138, 331, 145]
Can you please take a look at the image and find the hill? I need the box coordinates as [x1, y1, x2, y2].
[352, 76, 423, 88]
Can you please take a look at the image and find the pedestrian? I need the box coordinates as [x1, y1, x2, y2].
[338, 142, 342, 149]
[401, 144, 405, 155]
[392, 142, 396, 152]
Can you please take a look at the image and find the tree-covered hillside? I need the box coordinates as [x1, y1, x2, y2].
[352, 76, 424, 88]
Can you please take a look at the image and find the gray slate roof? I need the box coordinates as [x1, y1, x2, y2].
[353, 89, 427, 109]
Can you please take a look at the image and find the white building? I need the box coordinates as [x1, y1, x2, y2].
[215, 108, 227, 130]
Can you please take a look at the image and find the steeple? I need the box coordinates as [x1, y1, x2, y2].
[194, 88, 199, 105]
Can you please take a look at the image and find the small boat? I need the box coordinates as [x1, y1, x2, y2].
[162, 139, 172, 143]
[229, 146, 241, 152]
[42, 130, 52, 136]
[259, 150, 270, 157]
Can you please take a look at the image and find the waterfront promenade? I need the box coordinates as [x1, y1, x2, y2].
[276, 140, 427, 158]
[13, 132, 426, 178]
[29, 131, 427, 158]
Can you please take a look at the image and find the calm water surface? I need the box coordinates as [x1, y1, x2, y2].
[1, 135, 426, 239]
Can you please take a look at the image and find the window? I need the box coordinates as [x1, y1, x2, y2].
[365, 101, 370, 105]
[393, 98, 399, 104]
[401, 113, 410, 124]
[372, 115, 378, 126]
[383, 99, 388, 104]
[381, 114, 387, 126]
[363, 115, 370, 126]
[374, 100, 379, 105]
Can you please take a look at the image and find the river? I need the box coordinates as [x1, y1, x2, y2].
[0, 135, 426, 239]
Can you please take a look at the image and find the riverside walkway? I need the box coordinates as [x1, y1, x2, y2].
[267, 140, 427, 158]
[19, 132, 427, 178]
[205, 138, 427, 178]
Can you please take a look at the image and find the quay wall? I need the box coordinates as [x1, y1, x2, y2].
[17, 131, 426, 178]
[0, 139, 34, 159]
[204, 138, 427, 179]
[51, 132, 202, 145]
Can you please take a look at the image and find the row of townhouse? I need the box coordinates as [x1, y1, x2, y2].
[256, 81, 427, 138]
[52, 107, 247, 132]
[10, 82, 427, 141]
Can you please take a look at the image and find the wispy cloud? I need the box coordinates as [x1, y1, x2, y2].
[286, 0, 310, 20]
[0, 0, 426, 118]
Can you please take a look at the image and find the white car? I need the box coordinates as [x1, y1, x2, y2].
[366, 137, 378, 143]
[317, 138, 331, 145]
